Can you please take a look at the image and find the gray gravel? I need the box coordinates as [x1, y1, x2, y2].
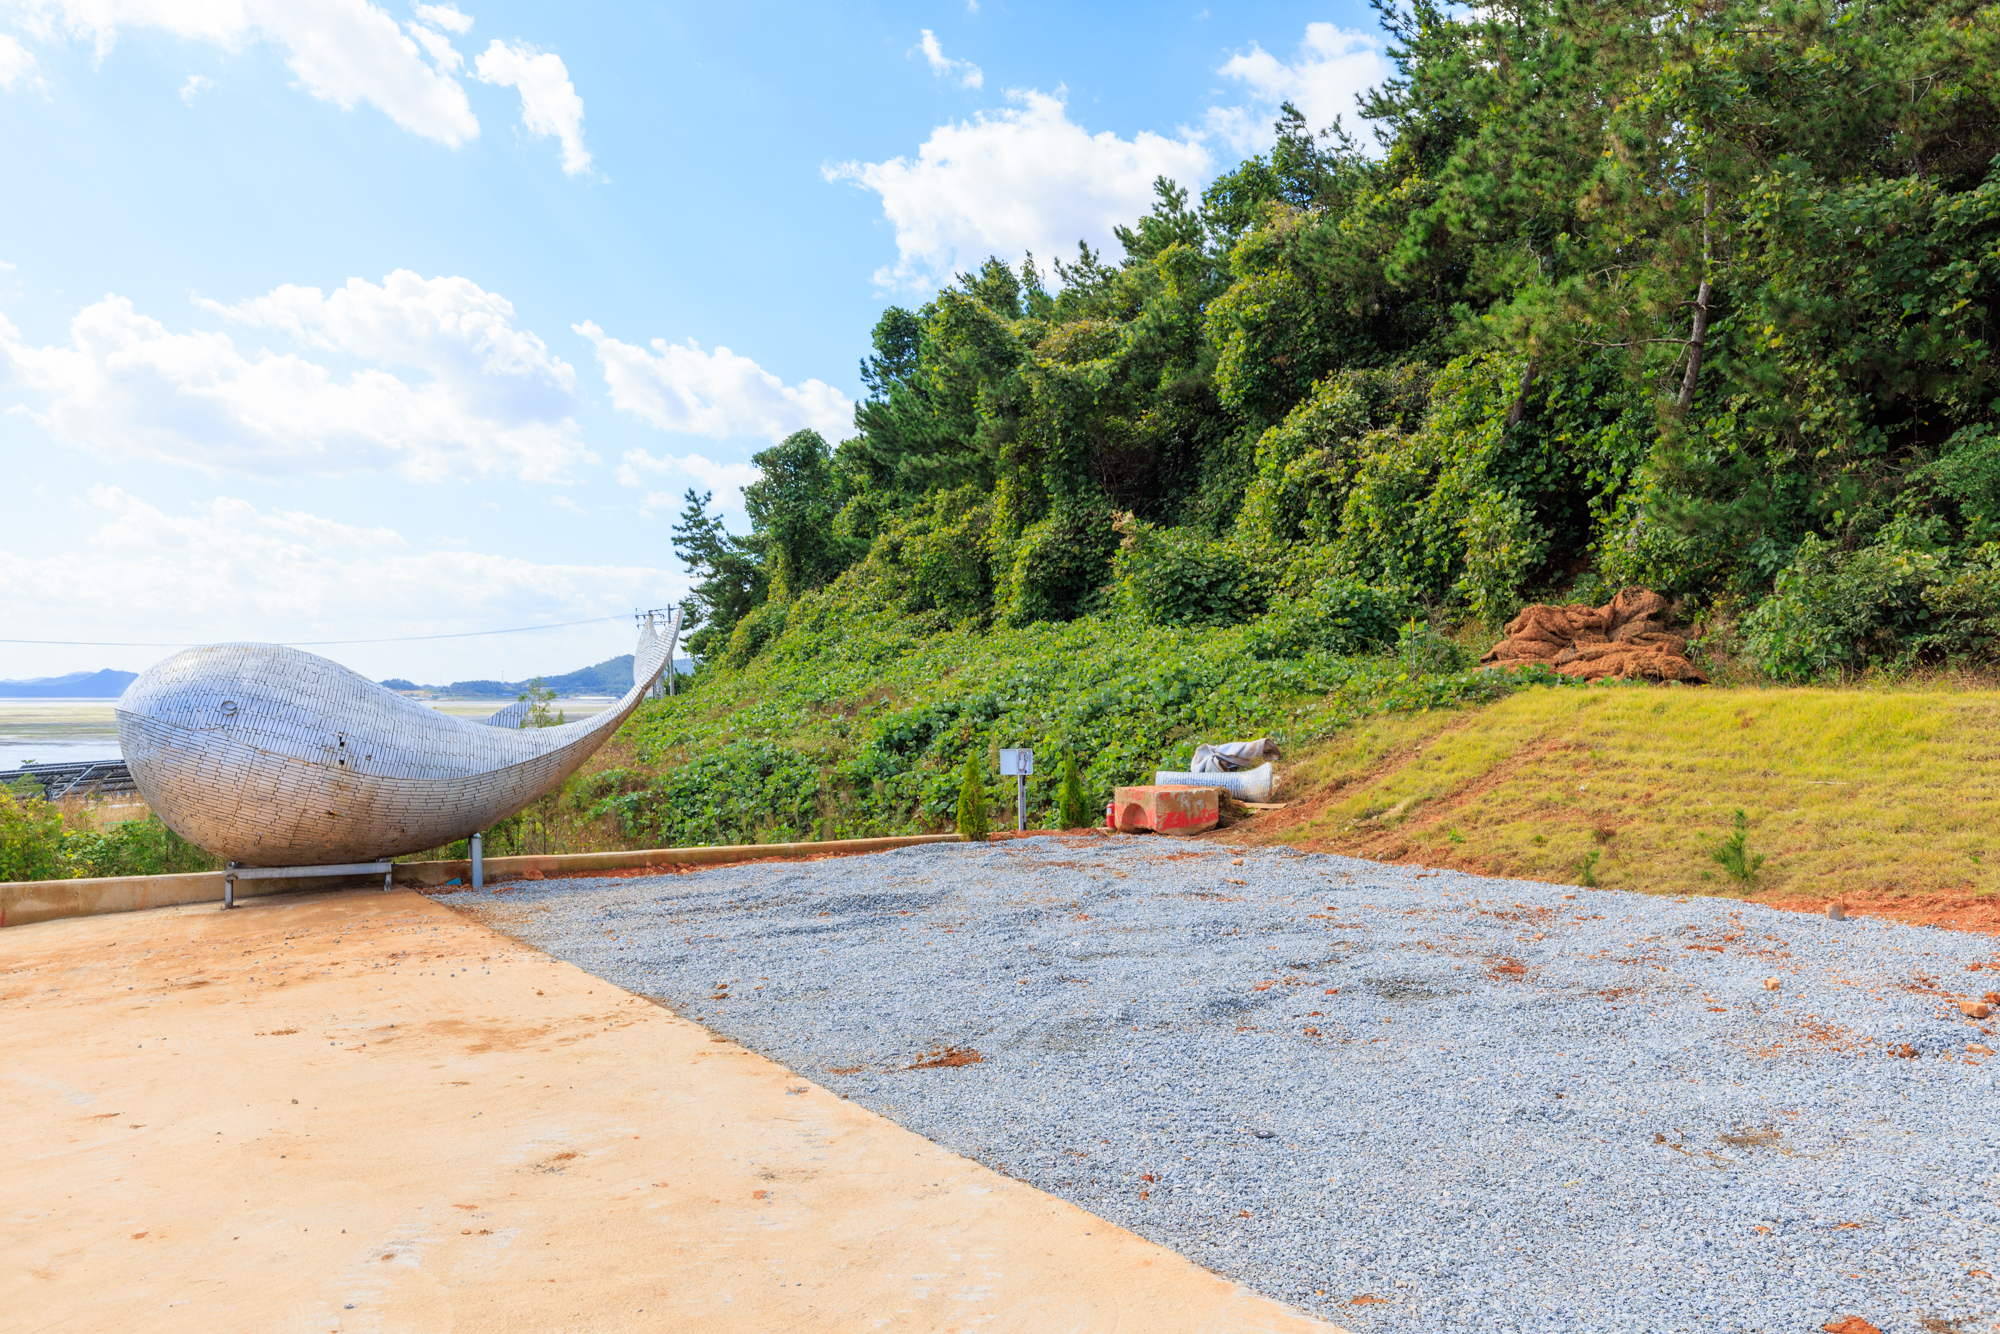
[454, 837, 2000, 1333]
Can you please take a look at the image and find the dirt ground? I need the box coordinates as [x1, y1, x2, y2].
[1, 889, 1341, 1334]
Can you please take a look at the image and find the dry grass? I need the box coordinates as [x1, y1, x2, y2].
[55, 795, 153, 832]
[1233, 683, 2000, 905]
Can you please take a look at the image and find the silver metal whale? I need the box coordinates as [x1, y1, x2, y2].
[115, 612, 679, 866]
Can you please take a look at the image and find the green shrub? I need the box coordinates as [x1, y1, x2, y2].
[1918, 542, 2000, 656]
[588, 738, 821, 848]
[66, 814, 219, 878]
[1238, 365, 1437, 549]
[1456, 490, 1549, 628]
[1243, 577, 1405, 659]
[998, 507, 1118, 626]
[0, 788, 72, 882]
[1115, 524, 1266, 626]
[722, 600, 789, 668]
[1742, 533, 1943, 681]
[1056, 752, 1093, 829]
[1398, 617, 1472, 675]
[956, 751, 989, 841]
[862, 486, 996, 622]
[613, 576, 1554, 848]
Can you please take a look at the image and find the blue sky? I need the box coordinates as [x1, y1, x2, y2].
[0, 0, 1389, 683]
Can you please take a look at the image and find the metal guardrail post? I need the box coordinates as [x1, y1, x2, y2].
[224, 863, 238, 910]
[471, 832, 483, 889]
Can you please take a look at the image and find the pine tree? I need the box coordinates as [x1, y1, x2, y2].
[956, 751, 989, 841]
[1057, 752, 1091, 829]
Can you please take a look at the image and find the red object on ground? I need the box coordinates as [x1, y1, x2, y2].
[1110, 785, 1220, 835]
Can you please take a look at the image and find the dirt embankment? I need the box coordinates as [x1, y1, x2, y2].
[1207, 685, 2000, 936]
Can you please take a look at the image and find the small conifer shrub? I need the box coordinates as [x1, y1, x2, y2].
[1056, 752, 1092, 829]
[956, 751, 989, 841]
[1710, 809, 1766, 886]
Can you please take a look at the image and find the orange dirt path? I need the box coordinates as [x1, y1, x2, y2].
[1, 889, 1341, 1334]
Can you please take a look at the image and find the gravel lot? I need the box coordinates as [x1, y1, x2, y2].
[455, 836, 2000, 1333]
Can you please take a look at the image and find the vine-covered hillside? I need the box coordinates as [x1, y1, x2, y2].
[673, 0, 2000, 686]
[561, 0, 2000, 852]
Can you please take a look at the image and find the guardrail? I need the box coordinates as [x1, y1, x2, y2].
[1, 760, 138, 800]
[0, 833, 967, 928]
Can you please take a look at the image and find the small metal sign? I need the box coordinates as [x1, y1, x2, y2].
[999, 748, 1034, 776]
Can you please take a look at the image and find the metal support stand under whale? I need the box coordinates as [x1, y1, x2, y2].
[116, 612, 680, 875]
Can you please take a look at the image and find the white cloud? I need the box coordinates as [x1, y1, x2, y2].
[412, 2, 473, 35]
[575, 322, 852, 444]
[0, 271, 588, 481]
[0, 32, 44, 91]
[617, 449, 763, 517]
[405, 22, 462, 72]
[0, 486, 682, 681]
[826, 88, 1211, 290]
[179, 72, 214, 103]
[1206, 23, 1390, 153]
[916, 29, 981, 89]
[6, 0, 479, 144]
[474, 38, 589, 176]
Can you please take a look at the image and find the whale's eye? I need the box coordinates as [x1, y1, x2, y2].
[219, 700, 238, 717]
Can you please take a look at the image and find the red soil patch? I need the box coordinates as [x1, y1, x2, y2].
[1752, 890, 2000, 937]
[908, 1046, 983, 1070]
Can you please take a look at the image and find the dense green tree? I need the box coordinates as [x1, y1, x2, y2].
[743, 430, 855, 602]
[671, 488, 766, 659]
[688, 0, 2000, 675]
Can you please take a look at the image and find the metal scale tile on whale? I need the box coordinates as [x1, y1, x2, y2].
[114, 613, 679, 867]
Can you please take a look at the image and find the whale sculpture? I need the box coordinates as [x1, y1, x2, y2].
[115, 612, 679, 866]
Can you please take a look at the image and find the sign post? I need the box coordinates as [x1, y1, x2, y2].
[998, 748, 1034, 832]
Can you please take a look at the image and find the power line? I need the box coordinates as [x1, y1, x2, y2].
[0, 614, 639, 648]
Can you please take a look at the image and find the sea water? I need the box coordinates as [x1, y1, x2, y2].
[0, 697, 617, 772]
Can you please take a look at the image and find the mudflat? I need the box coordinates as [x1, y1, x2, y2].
[1, 889, 1338, 1334]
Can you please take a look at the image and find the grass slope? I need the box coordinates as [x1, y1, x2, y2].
[586, 603, 1513, 850]
[1240, 685, 2000, 915]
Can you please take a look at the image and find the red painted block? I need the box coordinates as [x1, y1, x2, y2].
[1110, 785, 1220, 835]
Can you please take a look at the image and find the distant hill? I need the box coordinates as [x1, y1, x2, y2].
[381, 654, 694, 699]
[0, 669, 138, 698]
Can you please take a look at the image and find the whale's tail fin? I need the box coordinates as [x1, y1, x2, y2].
[635, 608, 681, 691]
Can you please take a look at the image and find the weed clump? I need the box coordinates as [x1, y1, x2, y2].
[0, 787, 71, 882]
[1711, 809, 1767, 886]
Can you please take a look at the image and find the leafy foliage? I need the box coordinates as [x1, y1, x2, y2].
[1243, 577, 1406, 660]
[639, 0, 2000, 846]
[518, 677, 566, 728]
[604, 572, 1564, 847]
[66, 814, 219, 877]
[668, 0, 1999, 673]
[0, 788, 73, 882]
[1114, 523, 1266, 626]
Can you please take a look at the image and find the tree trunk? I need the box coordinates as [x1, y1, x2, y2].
[1676, 181, 1715, 415]
[1505, 358, 1540, 429]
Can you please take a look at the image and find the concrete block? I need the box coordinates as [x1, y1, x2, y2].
[1111, 785, 1219, 835]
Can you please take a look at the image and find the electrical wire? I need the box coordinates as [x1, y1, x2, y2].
[0, 613, 637, 648]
